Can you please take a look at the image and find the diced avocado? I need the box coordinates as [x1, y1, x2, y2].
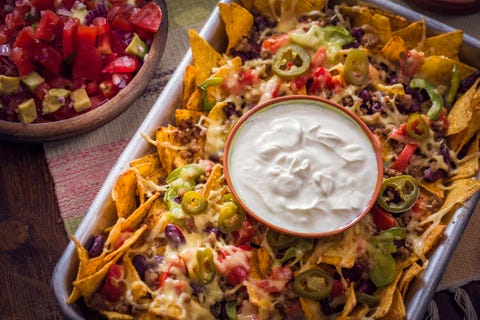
[125, 33, 148, 59]
[71, 7, 88, 24]
[0, 75, 20, 95]
[70, 88, 91, 112]
[21, 72, 45, 92]
[18, 99, 38, 124]
[42, 88, 70, 114]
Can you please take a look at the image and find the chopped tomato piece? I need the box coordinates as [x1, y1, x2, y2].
[36, 10, 59, 41]
[61, 0, 76, 10]
[101, 264, 125, 302]
[31, 0, 55, 11]
[370, 204, 397, 230]
[311, 46, 327, 69]
[233, 218, 254, 245]
[10, 48, 35, 76]
[93, 17, 111, 36]
[130, 2, 163, 32]
[226, 266, 249, 286]
[390, 143, 417, 172]
[102, 56, 139, 73]
[14, 27, 37, 51]
[77, 25, 97, 47]
[72, 44, 103, 81]
[34, 45, 63, 75]
[262, 33, 290, 53]
[63, 17, 80, 60]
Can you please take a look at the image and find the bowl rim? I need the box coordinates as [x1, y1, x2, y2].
[0, 0, 168, 143]
[223, 95, 384, 238]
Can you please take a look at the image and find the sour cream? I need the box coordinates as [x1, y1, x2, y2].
[225, 97, 382, 236]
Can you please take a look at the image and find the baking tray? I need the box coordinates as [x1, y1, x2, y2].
[51, 1, 480, 319]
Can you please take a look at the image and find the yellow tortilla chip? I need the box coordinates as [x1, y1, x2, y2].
[112, 169, 138, 219]
[368, 271, 402, 318]
[452, 132, 480, 180]
[422, 224, 447, 255]
[120, 193, 160, 231]
[219, 2, 254, 52]
[182, 64, 197, 108]
[202, 164, 226, 199]
[130, 153, 161, 177]
[380, 36, 408, 62]
[392, 20, 425, 49]
[175, 108, 205, 127]
[418, 55, 477, 87]
[419, 181, 445, 199]
[100, 311, 134, 320]
[398, 262, 424, 297]
[339, 282, 357, 319]
[423, 30, 463, 58]
[369, 8, 408, 31]
[371, 13, 392, 45]
[381, 289, 406, 319]
[299, 297, 323, 320]
[188, 29, 222, 84]
[447, 78, 480, 136]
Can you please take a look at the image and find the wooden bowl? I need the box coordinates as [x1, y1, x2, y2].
[0, 0, 168, 143]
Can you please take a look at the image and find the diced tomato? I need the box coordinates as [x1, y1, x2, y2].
[311, 46, 327, 69]
[108, 5, 136, 32]
[389, 123, 408, 142]
[411, 197, 427, 218]
[309, 67, 341, 93]
[290, 74, 308, 92]
[113, 230, 133, 249]
[130, 2, 162, 33]
[97, 33, 113, 55]
[33, 81, 50, 101]
[233, 218, 255, 245]
[77, 25, 97, 47]
[63, 17, 80, 60]
[34, 45, 63, 75]
[13, 27, 37, 51]
[239, 69, 260, 87]
[31, 0, 55, 11]
[5, 6, 31, 30]
[390, 143, 417, 172]
[72, 44, 103, 81]
[102, 56, 139, 73]
[370, 204, 397, 230]
[85, 81, 99, 95]
[254, 266, 293, 293]
[261, 33, 290, 53]
[226, 266, 249, 286]
[400, 49, 424, 78]
[61, 0, 76, 10]
[36, 10, 59, 41]
[93, 17, 111, 36]
[10, 48, 35, 76]
[101, 264, 125, 302]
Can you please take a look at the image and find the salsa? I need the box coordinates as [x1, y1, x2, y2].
[0, 0, 162, 124]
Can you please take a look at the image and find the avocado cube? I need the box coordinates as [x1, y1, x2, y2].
[70, 87, 91, 112]
[42, 88, 71, 114]
[18, 99, 38, 124]
[0, 75, 20, 95]
[125, 33, 148, 59]
[21, 72, 45, 92]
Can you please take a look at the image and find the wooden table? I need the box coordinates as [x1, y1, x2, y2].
[1, 140, 480, 320]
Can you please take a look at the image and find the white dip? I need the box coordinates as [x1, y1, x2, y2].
[227, 100, 379, 235]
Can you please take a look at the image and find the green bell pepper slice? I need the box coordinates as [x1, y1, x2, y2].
[409, 77, 444, 120]
[447, 64, 460, 105]
[197, 77, 224, 112]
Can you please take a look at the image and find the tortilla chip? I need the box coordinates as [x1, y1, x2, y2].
[398, 262, 424, 297]
[100, 311, 134, 320]
[208, 101, 228, 121]
[299, 297, 323, 320]
[339, 282, 357, 318]
[130, 153, 161, 176]
[418, 55, 477, 87]
[419, 180, 445, 199]
[371, 13, 392, 45]
[112, 169, 138, 219]
[392, 20, 425, 49]
[202, 164, 226, 199]
[422, 224, 446, 255]
[452, 132, 480, 180]
[369, 8, 408, 31]
[175, 108, 205, 127]
[120, 193, 160, 231]
[446, 78, 480, 136]
[338, 5, 373, 28]
[219, 2, 254, 53]
[368, 271, 402, 318]
[381, 289, 406, 319]
[188, 29, 222, 84]
[380, 36, 408, 62]
[420, 179, 480, 237]
[182, 65, 197, 107]
[156, 125, 181, 174]
[423, 30, 463, 58]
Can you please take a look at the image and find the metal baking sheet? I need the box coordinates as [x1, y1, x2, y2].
[51, 1, 480, 319]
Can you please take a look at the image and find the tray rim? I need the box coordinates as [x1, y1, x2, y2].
[51, 1, 480, 319]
